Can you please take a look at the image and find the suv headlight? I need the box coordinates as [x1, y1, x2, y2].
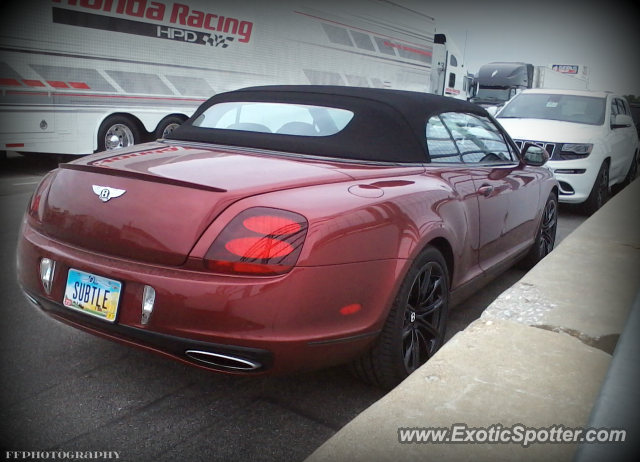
[560, 143, 593, 154]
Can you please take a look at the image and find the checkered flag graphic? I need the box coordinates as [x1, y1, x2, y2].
[202, 34, 235, 48]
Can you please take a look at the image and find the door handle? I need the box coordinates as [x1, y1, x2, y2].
[478, 185, 494, 197]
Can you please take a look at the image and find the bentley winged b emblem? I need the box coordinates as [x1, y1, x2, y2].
[92, 185, 126, 202]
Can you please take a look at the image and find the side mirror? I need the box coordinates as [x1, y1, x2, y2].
[521, 143, 549, 167]
[612, 114, 633, 129]
[470, 82, 477, 98]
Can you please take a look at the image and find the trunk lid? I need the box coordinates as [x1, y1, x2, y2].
[41, 143, 361, 266]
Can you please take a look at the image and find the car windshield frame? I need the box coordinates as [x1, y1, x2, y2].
[498, 93, 606, 126]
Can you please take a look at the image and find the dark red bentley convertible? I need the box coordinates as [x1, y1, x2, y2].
[17, 86, 558, 388]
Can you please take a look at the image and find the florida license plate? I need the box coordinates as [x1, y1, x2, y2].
[63, 269, 122, 322]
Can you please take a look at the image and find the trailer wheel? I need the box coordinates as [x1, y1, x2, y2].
[154, 115, 186, 140]
[98, 115, 142, 152]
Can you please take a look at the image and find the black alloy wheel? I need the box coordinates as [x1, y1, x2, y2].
[538, 196, 558, 258]
[350, 246, 449, 389]
[595, 165, 609, 209]
[518, 192, 558, 270]
[581, 161, 609, 215]
[401, 261, 447, 373]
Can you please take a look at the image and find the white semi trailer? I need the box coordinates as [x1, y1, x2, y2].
[0, 0, 470, 157]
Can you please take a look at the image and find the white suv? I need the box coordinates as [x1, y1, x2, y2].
[497, 89, 639, 214]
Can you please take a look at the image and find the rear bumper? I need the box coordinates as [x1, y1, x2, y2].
[22, 289, 276, 372]
[17, 221, 402, 375]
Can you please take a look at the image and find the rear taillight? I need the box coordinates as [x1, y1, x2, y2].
[28, 172, 55, 221]
[204, 207, 308, 275]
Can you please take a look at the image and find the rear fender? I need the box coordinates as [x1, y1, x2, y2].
[189, 177, 468, 285]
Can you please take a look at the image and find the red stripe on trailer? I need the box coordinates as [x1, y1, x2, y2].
[69, 82, 91, 89]
[0, 78, 22, 86]
[47, 81, 69, 88]
[384, 41, 432, 57]
[23, 80, 46, 87]
[7, 143, 25, 148]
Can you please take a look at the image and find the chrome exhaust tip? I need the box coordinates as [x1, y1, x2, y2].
[185, 350, 262, 371]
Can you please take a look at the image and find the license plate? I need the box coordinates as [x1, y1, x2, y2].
[63, 269, 122, 322]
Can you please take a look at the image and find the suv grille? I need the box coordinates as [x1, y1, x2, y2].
[514, 140, 557, 159]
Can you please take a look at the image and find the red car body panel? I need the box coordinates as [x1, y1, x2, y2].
[17, 86, 557, 377]
[18, 222, 404, 373]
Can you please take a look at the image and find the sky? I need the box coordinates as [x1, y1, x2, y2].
[412, 0, 640, 96]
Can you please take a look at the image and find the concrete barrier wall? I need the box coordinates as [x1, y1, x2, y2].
[306, 180, 640, 462]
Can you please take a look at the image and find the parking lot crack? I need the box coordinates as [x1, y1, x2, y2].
[618, 243, 640, 251]
[533, 325, 618, 355]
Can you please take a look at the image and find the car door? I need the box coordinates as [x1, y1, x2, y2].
[425, 114, 483, 288]
[438, 112, 542, 272]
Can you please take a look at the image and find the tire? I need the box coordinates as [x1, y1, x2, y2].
[97, 115, 143, 152]
[519, 192, 558, 270]
[621, 151, 638, 187]
[580, 161, 609, 215]
[350, 246, 450, 389]
[154, 115, 186, 140]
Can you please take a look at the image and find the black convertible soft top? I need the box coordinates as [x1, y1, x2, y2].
[166, 85, 491, 163]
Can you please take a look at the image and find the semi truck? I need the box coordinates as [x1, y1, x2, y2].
[0, 0, 470, 157]
[470, 62, 590, 108]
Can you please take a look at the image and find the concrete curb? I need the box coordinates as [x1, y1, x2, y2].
[483, 179, 640, 343]
[306, 180, 640, 462]
[574, 287, 640, 461]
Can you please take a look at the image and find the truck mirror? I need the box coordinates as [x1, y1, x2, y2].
[612, 114, 633, 128]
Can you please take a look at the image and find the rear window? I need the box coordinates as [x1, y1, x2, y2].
[192, 102, 354, 137]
